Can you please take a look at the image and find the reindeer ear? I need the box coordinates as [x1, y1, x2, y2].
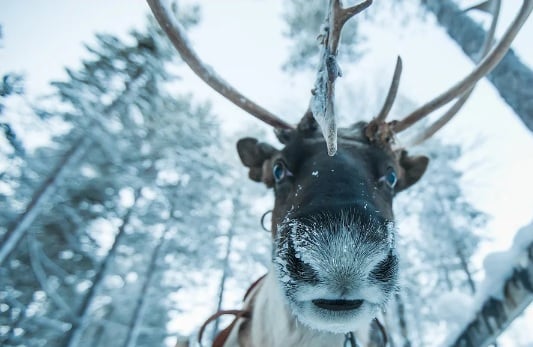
[237, 138, 278, 187]
[397, 150, 429, 191]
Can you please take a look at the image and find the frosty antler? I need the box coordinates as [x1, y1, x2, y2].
[310, 0, 373, 156]
[146, 0, 293, 130]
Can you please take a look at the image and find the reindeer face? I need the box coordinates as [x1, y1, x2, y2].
[237, 122, 428, 333]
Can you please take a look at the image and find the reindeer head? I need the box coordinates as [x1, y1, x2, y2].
[148, 0, 531, 335]
[237, 114, 427, 332]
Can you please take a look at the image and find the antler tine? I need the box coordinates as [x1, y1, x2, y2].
[375, 56, 403, 122]
[311, 0, 373, 156]
[146, 0, 294, 130]
[393, 0, 533, 134]
[408, 92, 472, 146]
[408, 0, 501, 146]
[329, 0, 374, 54]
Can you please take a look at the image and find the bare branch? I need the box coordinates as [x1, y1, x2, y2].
[27, 233, 75, 318]
[146, 0, 293, 130]
[393, 0, 532, 134]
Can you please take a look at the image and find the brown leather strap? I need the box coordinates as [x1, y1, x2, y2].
[372, 318, 388, 346]
[211, 316, 239, 347]
[197, 310, 251, 346]
[198, 274, 266, 347]
[243, 274, 266, 302]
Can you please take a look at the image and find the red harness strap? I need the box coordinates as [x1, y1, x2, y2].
[197, 274, 267, 347]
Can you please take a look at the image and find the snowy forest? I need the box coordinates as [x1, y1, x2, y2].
[1, 0, 532, 346]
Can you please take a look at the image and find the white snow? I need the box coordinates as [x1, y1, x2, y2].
[444, 220, 533, 345]
[477, 220, 533, 303]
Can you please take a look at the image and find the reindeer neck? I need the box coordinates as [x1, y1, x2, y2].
[248, 272, 369, 347]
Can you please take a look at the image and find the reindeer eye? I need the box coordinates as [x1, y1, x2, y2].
[272, 161, 287, 183]
[383, 168, 398, 188]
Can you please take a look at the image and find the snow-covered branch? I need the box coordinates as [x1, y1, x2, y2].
[448, 222, 533, 347]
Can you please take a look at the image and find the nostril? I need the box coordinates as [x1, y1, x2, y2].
[312, 299, 364, 311]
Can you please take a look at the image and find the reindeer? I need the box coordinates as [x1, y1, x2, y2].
[146, 0, 532, 346]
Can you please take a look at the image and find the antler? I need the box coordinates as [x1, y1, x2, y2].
[407, 0, 500, 146]
[147, 0, 374, 154]
[146, 0, 294, 130]
[392, 0, 532, 135]
[375, 56, 403, 123]
[310, 0, 373, 156]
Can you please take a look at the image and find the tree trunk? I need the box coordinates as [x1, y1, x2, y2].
[443, 261, 454, 291]
[449, 239, 533, 347]
[422, 0, 533, 133]
[210, 232, 235, 339]
[0, 68, 147, 266]
[0, 136, 92, 266]
[122, 224, 172, 347]
[211, 196, 239, 340]
[62, 191, 140, 347]
[395, 293, 412, 347]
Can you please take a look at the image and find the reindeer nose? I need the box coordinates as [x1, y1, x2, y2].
[312, 299, 364, 311]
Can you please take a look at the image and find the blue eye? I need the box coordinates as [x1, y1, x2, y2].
[272, 162, 286, 183]
[383, 168, 397, 189]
